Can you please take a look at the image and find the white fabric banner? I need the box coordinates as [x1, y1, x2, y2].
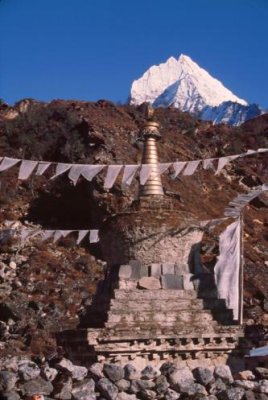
[139, 164, 153, 185]
[224, 185, 268, 217]
[50, 163, 72, 180]
[68, 165, 84, 185]
[172, 161, 187, 178]
[183, 160, 201, 176]
[77, 230, 89, 244]
[36, 162, 51, 176]
[104, 165, 123, 189]
[0, 157, 20, 172]
[41, 230, 55, 241]
[203, 158, 215, 170]
[18, 160, 38, 180]
[214, 219, 241, 320]
[89, 229, 99, 243]
[121, 165, 140, 189]
[53, 230, 74, 242]
[81, 165, 105, 181]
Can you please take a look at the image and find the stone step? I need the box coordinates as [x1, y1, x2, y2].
[109, 298, 228, 312]
[104, 320, 219, 332]
[113, 289, 218, 301]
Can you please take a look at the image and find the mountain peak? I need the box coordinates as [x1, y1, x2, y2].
[130, 54, 249, 119]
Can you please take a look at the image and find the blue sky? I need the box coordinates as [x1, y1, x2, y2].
[1, 0, 268, 107]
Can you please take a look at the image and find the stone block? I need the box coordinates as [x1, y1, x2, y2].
[150, 263, 161, 277]
[119, 265, 132, 280]
[138, 277, 161, 290]
[129, 260, 142, 281]
[162, 262, 175, 275]
[183, 274, 194, 290]
[161, 274, 183, 290]
[175, 264, 189, 275]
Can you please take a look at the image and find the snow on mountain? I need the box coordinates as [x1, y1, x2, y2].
[130, 54, 263, 125]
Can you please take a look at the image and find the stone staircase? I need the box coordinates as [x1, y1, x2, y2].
[58, 261, 247, 368]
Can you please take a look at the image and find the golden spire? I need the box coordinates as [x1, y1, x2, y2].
[139, 104, 164, 197]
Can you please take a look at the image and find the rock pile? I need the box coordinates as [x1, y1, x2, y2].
[1, 357, 268, 400]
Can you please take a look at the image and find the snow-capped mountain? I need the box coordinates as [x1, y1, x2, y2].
[130, 55, 263, 125]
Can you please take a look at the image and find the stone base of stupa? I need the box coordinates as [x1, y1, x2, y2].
[58, 261, 248, 370]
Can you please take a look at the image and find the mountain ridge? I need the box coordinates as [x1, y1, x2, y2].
[130, 54, 264, 125]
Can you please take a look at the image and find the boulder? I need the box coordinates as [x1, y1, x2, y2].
[217, 387, 245, 400]
[42, 365, 58, 382]
[97, 377, 119, 400]
[71, 378, 96, 400]
[124, 364, 141, 380]
[141, 365, 160, 380]
[53, 376, 73, 399]
[88, 362, 104, 379]
[234, 380, 257, 390]
[56, 358, 87, 381]
[18, 360, 40, 381]
[129, 379, 155, 394]
[0, 371, 17, 392]
[116, 393, 138, 400]
[255, 369, 268, 380]
[0, 391, 21, 400]
[20, 377, 53, 396]
[138, 389, 157, 399]
[256, 380, 268, 394]
[193, 367, 214, 386]
[214, 365, 234, 384]
[116, 378, 131, 392]
[155, 375, 169, 394]
[180, 382, 208, 396]
[168, 367, 194, 391]
[237, 370, 256, 381]
[103, 363, 124, 382]
[165, 388, 181, 400]
[209, 378, 227, 395]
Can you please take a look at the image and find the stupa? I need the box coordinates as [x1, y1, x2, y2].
[58, 107, 246, 369]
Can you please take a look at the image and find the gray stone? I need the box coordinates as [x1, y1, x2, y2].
[162, 262, 175, 275]
[217, 387, 245, 400]
[119, 264, 132, 280]
[103, 363, 124, 382]
[139, 389, 157, 399]
[209, 378, 226, 395]
[160, 362, 174, 376]
[0, 391, 21, 400]
[138, 276, 161, 290]
[53, 376, 73, 399]
[88, 362, 104, 379]
[20, 377, 54, 396]
[150, 263, 161, 277]
[18, 360, 41, 381]
[183, 273, 195, 290]
[155, 375, 169, 394]
[129, 379, 155, 394]
[56, 358, 74, 373]
[214, 365, 234, 384]
[71, 365, 88, 381]
[180, 382, 208, 396]
[124, 364, 141, 380]
[174, 263, 188, 275]
[234, 380, 257, 390]
[141, 365, 160, 380]
[42, 365, 58, 381]
[165, 388, 181, 400]
[161, 274, 183, 289]
[193, 367, 214, 386]
[256, 380, 268, 394]
[97, 377, 119, 400]
[256, 369, 268, 380]
[243, 390, 256, 400]
[116, 378, 131, 392]
[168, 367, 194, 390]
[0, 371, 17, 391]
[71, 378, 96, 400]
[116, 393, 138, 400]
[129, 260, 143, 280]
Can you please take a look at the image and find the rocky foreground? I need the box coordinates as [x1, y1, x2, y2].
[1, 357, 268, 400]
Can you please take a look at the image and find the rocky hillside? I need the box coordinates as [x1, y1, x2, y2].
[0, 99, 267, 358]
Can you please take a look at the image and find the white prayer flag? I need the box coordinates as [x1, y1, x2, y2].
[77, 230, 89, 244]
[203, 158, 215, 170]
[81, 165, 105, 181]
[172, 162, 187, 178]
[68, 165, 84, 185]
[262, 184, 268, 191]
[50, 163, 72, 179]
[214, 219, 241, 320]
[41, 230, 55, 241]
[215, 154, 239, 174]
[257, 148, 268, 153]
[121, 165, 140, 189]
[89, 229, 99, 243]
[18, 160, 38, 180]
[183, 160, 201, 176]
[0, 157, 20, 172]
[139, 164, 153, 185]
[36, 162, 51, 176]
[53, 230, 73, 242]
[104, 165, 122, 189]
